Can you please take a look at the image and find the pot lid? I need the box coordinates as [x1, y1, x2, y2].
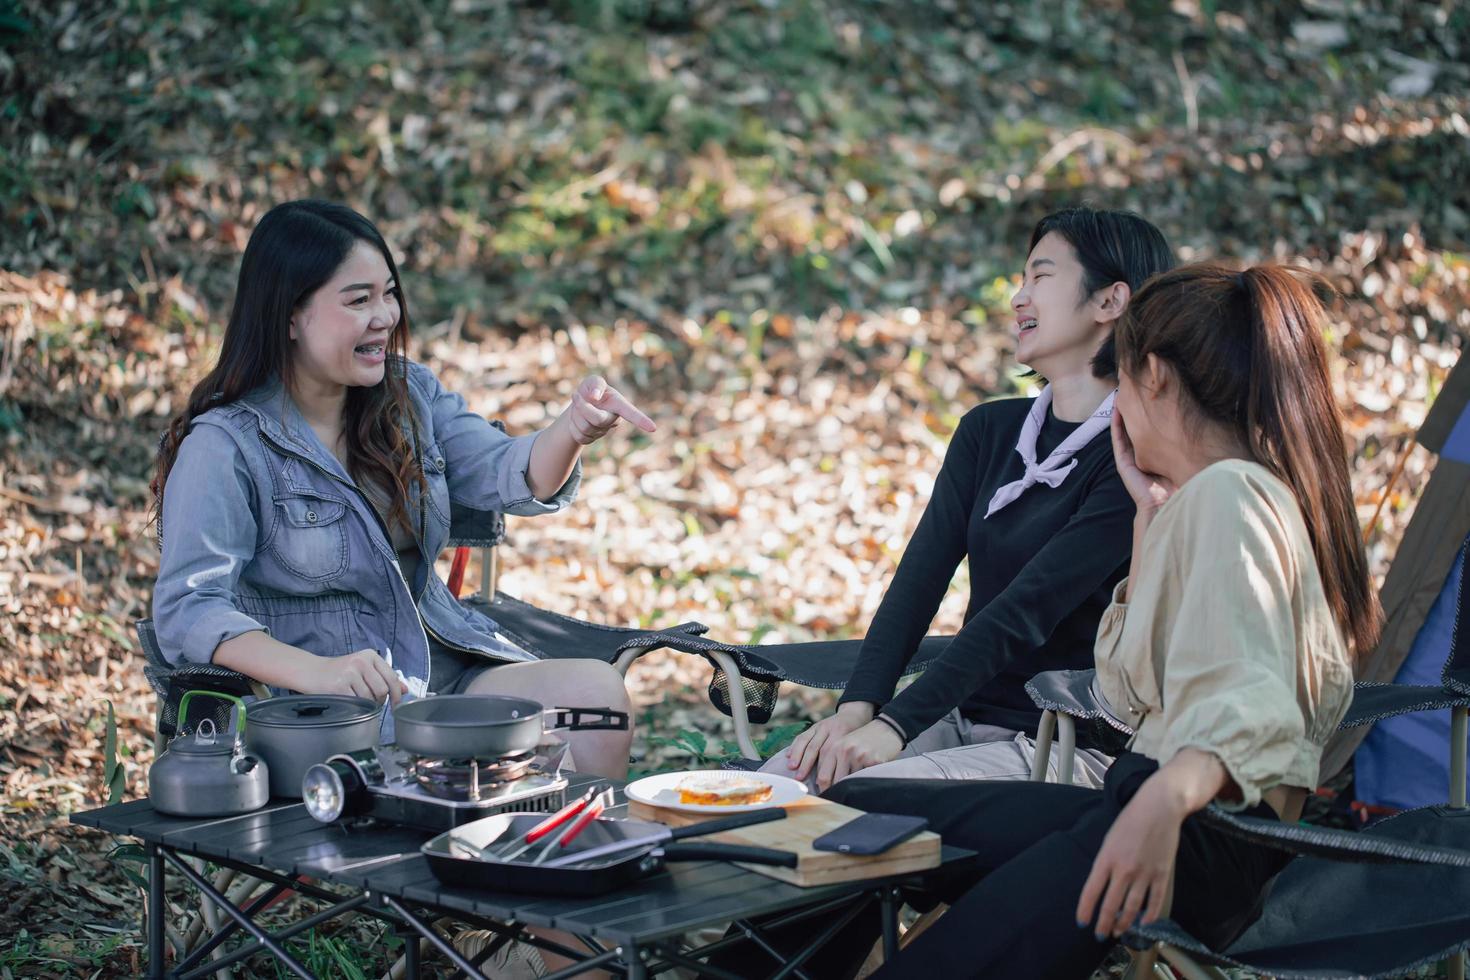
[249, 695, 380, 729]
[171, 718, 237, 756]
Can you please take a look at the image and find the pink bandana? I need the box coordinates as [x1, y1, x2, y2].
[985, 387, 1116, 518]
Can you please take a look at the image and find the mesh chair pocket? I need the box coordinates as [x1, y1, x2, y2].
[708, 665, 779, 725]
[158, 668, 258, 740]
[1087, 717, 1133, 756]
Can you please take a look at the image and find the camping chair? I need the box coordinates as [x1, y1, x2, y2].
[1025, 667, 1470, 795]
[1121, 802, 1470, 979]
[1022, 666, 1470, 979]
[453, 540, 956, 760]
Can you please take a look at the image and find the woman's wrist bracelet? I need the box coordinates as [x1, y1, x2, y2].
[874, 713, 909, 748]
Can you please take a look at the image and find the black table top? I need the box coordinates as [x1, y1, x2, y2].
[72, 787, 976, 946]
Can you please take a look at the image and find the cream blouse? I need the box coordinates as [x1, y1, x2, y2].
[1094, 459, 1354, 809]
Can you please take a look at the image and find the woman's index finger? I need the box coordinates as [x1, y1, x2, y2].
[598, 388, 657, 432]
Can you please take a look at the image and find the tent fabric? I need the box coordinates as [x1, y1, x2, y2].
[1356, 539, 1469, 808]
[1419, 354, 1470, 457]
[1320, 352, 1470, 779]
[1443, 404, 1470, 465]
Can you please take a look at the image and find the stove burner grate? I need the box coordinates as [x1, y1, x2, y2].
[407, 751, 538, 801]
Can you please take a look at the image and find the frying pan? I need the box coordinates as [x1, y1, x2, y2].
[423, 808, 799, 896]
[393, 694, 628, 758]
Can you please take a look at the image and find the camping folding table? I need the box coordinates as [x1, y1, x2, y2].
[72, 776, 976, 979]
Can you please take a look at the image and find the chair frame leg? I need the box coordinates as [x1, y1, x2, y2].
[612, 647, 649, 677]
[479, 547, 498, 604]
[1121, 945, 1160, 980]
[613, 646, 762, 761]
[1452, 705, 1469, 980]
[1032, 711, 1056, 782]
[707, 651, 761, 760]
[1057, 714, 1077, 787]
[1156, 944, 1229, 980]
[1451, 705, 1467, 809]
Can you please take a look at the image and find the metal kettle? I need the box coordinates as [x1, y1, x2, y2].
[149, 692, 270, 817]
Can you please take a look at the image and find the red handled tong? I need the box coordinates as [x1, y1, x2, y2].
[529, 790, 611, 866]
[491, 787, 601, 863]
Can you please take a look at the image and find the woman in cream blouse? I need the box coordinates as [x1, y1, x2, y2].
[825, 262, 1378, 978]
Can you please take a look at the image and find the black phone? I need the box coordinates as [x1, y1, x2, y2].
[811, 812, 928, 855]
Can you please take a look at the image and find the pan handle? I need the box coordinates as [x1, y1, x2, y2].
[544, 707, 630, 732]
[668, 807, 788, 841]
[660, 843, 799, 868]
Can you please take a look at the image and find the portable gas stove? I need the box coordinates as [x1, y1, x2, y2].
[302, 743, 570, 833]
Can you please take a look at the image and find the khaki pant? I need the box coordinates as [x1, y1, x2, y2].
[761, 709, 1112, 790]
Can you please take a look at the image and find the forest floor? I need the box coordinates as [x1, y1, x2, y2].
[1, 0, 1467, 975]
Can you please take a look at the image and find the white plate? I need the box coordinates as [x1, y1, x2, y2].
[624, 770, 808, 814]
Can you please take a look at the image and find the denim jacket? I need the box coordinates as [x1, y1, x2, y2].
[152, 359, 580, 701]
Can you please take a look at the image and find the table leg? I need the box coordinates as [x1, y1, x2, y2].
[380, 895, 484, 980]
[163, 851, 316, 979]
[624, 945, 648, 980]
[400, 922, 421, 979]
[880, 887, 900, 963]
[147, 844, 166, 980]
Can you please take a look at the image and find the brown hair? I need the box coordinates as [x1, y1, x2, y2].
[151, 201, 423, 537]
[1112, 262, 1380, 659]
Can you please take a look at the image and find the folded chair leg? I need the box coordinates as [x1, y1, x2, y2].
[1121, 945, 1161, 980]
[188, 858, 239, 978]
[1056, 713, 1077, 786]
[1032, 711, 1056, 782]
[706, 650, 761, 760]
[1157, 944, 1229, 980]
[479, 545, 499, 604]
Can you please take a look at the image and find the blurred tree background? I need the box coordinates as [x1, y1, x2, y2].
[0, 0, 1467, 974]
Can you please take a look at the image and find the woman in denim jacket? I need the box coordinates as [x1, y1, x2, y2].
[150, 200, 655, 778]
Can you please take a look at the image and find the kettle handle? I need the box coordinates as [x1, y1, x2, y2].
[178, 691, 249, 737]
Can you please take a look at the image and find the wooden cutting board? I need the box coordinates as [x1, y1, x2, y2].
[626, 794, 940, 887]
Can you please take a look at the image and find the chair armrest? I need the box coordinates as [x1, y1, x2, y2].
[1024, 669, 1134, 735]
[446, 509, 507, 549]
[1196, 803, 1470, 866]
[1340, 681, 1470, 729]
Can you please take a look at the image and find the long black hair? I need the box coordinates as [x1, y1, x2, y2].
[1027, 206, 1176, 377]
[152, 200, 423, 533]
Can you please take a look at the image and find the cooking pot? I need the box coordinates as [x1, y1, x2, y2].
[149, 692, 270, 818]
[392, 694, 629, 759]
[245, 695, 382, 798]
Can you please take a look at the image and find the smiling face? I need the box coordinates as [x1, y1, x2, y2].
[289, 240, 400, 393]
[1011, 232, 1118, 378]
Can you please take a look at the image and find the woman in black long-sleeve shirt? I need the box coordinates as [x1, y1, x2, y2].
[766, 206, 1175, 791]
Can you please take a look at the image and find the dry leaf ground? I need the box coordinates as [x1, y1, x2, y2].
[1, 0, 1467, 976]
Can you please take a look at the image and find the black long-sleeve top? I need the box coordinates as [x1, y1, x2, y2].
[839, 396, 1135, 741]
